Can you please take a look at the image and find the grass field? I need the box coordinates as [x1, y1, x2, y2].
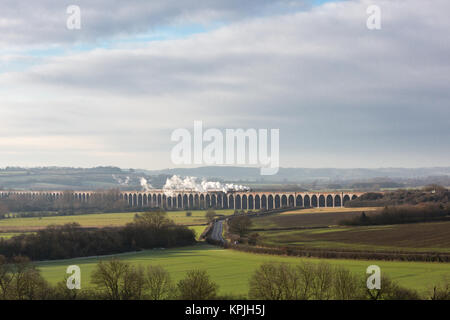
[0, 232, 33, 239]
[188, 225, 208, 240]
[36, 244, 450, 296]
[0, 209, 233, 232]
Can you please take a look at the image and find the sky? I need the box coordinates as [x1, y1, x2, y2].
[0, 0, 449, 170]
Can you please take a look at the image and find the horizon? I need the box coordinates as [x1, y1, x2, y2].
[1, 165, 450, 171]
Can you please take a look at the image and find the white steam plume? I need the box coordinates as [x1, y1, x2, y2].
[112, 174, 130, 185]
[140, 177, 153, 191]
[163, 175, 249, 196]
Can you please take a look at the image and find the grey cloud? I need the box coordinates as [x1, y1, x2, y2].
[0, 0, 449, 168]
[0, 0, 310, 47]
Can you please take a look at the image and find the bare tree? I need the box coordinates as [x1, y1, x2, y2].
[133, 211, 174, 230]
[9, 256, 51, 300]
[205, 210, 216, 223]
[296, 262, 316, 300]
[249, 263, 282, 300]
[229, 216, 252, 237]
[121, 266, 145, 300]
[177, 270, 218, 300]
[0, 255, 12, 299]
[311, 262, 334, 300]
[91, 259, 130, 300]
[333, 267, 363, 300]
[249, 263, 304, 300]
[145, 265, 173, 300]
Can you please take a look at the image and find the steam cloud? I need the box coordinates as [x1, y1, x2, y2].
[112, 174, 130, 185]
[140, 177, 153, 191]
[163, 175, 249, 195]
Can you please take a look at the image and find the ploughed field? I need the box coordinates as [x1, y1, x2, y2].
[249, 208, 450, 253]
[250, 207, 379, 229]
[37, 244, 450, 296]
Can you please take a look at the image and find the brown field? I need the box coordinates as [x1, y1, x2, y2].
[309, 221, 450, 249]
[247, 208, 450, 255]
[255, 221, 450, 253]
[251, 208, 379, 230]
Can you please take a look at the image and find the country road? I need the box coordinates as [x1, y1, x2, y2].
[210, 220, 224, 243]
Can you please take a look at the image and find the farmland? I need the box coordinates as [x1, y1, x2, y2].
[250, 207, 379, 230]
[36, 244, 450, 296]
[255, 221, 450, 253]
[3, 205, 449, 297]
[0, 209, 234, 232]
[248, 208, 450, 254]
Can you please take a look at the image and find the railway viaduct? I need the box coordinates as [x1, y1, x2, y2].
[0, 190, 364, 210]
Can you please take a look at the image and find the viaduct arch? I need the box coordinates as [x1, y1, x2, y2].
[0, 190, 364, 210]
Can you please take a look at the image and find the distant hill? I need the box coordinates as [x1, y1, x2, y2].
[145, 166, 450, 182]
[0, 166, 449, 191]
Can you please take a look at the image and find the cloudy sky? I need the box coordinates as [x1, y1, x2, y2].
[0, 0, 449, 169]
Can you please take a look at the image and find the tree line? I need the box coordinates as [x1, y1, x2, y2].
[340, 203, 450, 226]
[0, 211, 196, 260]
[0, 189, 131, 218]
[0, 257, 448, 300]
[347, 185, 449, 207]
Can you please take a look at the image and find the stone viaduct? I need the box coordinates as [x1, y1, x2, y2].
[0, 190, 364, 210]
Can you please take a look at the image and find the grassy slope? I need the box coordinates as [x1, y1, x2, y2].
[0, 209, 234, 231]
[37, 244, 450, 296]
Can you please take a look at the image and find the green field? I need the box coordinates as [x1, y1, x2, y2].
[0, 209, 234, 232]
[0, 232, 33, 239]
[36, 244, 450, 296]
[188, 225, 208, 240]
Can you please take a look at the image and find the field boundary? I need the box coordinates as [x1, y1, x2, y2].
[222, 242, 450, 263]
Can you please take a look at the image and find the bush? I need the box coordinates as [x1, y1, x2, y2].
[366, 275, 421, 300]
[428, 277, 450, 300]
